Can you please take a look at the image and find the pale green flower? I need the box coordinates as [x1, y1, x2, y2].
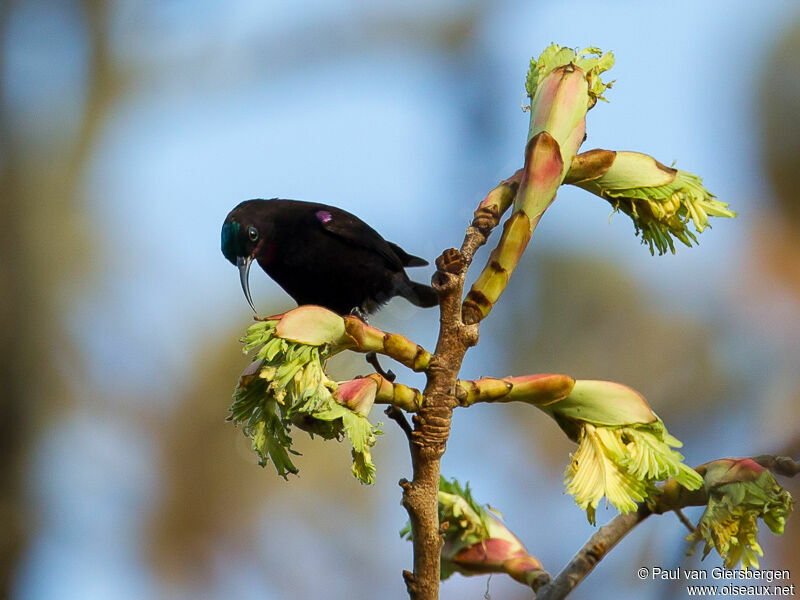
[567, 150, 736, 255]
[230, 319, 381, 484]
[526, 44, 615, 107]
[688, 459, 793, 570]
[542, 380, 703, 524]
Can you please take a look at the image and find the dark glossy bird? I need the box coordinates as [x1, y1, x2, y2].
[221, 198, 438, 316]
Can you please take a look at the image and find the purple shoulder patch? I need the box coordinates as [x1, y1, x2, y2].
[315, 210, 333, 224]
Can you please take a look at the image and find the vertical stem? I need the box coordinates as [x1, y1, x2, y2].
[400, 176, 519, 600]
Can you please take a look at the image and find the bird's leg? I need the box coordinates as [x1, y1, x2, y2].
[349, 305, 370, 323]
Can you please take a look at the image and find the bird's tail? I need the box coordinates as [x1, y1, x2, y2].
[402, 280, 438, 308]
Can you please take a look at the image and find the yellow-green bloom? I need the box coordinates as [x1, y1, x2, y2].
[230, 318, 381, 484]
[526, 44, 614, 108]
[688, 458, 793, 570]
[566, 150, 736, 255]
[542, 380, 703, 524]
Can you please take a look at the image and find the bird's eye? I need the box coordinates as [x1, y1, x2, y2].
[248, 226, 259, 242]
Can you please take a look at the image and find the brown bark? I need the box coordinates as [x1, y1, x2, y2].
[535, 507, 652, 600]
[400, 175, 520, 600]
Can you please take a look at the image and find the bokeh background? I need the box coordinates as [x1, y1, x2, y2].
[2, 1, 800, 599]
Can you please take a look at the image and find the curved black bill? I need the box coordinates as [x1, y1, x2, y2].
[236, 255, 256, 313]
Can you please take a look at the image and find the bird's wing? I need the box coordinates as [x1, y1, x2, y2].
[314, 208, 404, 270]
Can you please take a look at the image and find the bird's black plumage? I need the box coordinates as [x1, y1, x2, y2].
[221, 199, 438, 315]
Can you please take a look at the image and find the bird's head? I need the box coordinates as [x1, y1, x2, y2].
[222, 200, 274, 312]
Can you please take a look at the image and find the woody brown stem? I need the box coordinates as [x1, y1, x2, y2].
[751, 454, 800, 477]
[399, 176, 517, 600]
[535, 506, 652, 600]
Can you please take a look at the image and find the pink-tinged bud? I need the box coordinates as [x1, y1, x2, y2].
[514, 132, 566, 222]
[444, 521, 549, 590]
[528, 65, 590, 154]
[702, 458, 766, 487]
[334, 377, 378, 417]
[451, 537, 526, 572]
[405, 477, 552, 589]
[274, 305, 345, 346]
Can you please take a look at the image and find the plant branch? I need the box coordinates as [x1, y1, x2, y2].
[673, 508, 696, 533]
[399, 48, 615, 599]
[462, 135, 558, 325]
[385, 405, 414, 441]
[399, 174, 519, 600]
[751, 454, 800, 477]
[535, 506, 652, 600]
[455, 374, 574, 407]
[369, 373, 423, 412]
[533, 453, 797, 600]
[370, 372, 574, 413]
[463, 62, 598, 325]
[342, 315, 432, 371]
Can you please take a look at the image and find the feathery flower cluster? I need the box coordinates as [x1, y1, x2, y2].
[688, 459, 793, 569]
[229, 319, 381, 484]
[539, 380, 703, 524]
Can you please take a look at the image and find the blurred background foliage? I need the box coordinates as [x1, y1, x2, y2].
[1, 1, 798, 599]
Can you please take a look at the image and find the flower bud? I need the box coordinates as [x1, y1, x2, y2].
[334, 376, 378, 417]
[403, 477, 548, 589]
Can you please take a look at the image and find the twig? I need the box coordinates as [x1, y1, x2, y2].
[385, 406, 413, 441]
[366, 351, 396, 383]
[535, 506, 652, 600]
[400, 174, 520, 600]
[751, 454, 800, 477]
[673, 508, 695, 533]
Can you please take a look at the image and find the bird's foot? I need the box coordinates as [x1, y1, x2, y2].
[349, 306, 370, 323]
